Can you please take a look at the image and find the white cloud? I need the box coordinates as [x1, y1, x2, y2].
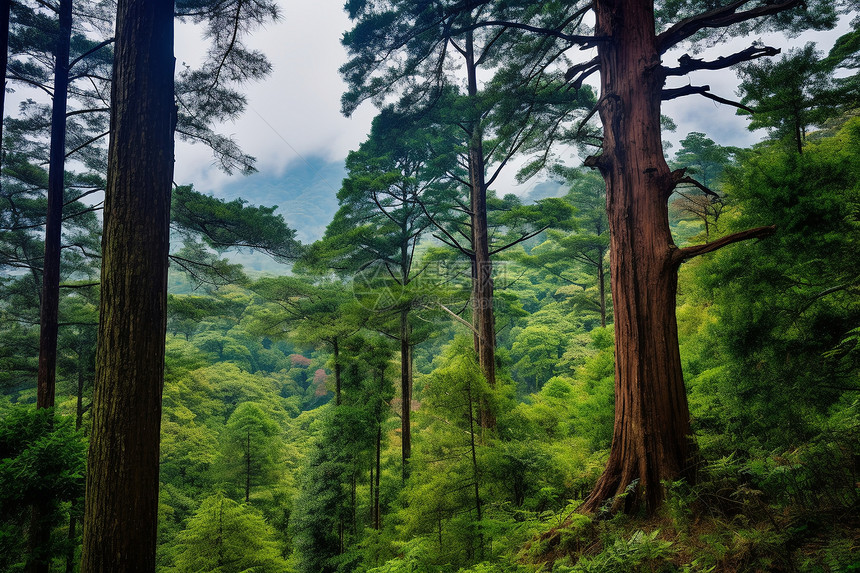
[173, 1, 375, 193]
[171, 4, 851, 196]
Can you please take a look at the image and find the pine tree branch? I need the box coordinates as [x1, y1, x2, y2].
[676, 176, 720, 198]
[663, 45, 780, 76]
[672, 225, 775, 265]
[657, 0, 804, 53]
[489, 225, 550, 256]
[68, 38, 115, 71]
[662, 84, 755, 113]
[565, 56, 599, 82]
[66, 107, 110, 118]
[449, 20, 605, 47]
[64, 131, 110, 159]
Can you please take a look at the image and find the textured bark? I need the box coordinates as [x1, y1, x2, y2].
[581, 0, 695, 515]
[80, 0, 174, 570]
[36, 0, 73, 411]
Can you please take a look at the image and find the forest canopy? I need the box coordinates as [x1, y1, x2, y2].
[0, 0, 858, 572]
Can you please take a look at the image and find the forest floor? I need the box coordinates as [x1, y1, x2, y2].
[522, 487, 859, 572]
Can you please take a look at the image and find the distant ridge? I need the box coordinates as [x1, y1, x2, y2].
[219, 156, 346, 243]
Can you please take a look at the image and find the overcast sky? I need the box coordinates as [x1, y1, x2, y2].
[171, 3, 852, 199]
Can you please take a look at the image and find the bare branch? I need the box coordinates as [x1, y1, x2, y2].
[565, 56, 599, 82]
[449, 20, 605, 47]
[428, 302, 482, 339]
[657, 0, 803, 53]
[489, 225, 550, 256]
[663, 45, 780, 76]
[69, 37, 115, 71]
[66, 107, 110, 118]
[662, 84, 755, 113]
[676, 176, 720, 198]
[672, 225, 775, 266]
[65, 131, 110, 158]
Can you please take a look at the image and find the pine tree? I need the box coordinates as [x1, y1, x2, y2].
[172, 492, 288, 573]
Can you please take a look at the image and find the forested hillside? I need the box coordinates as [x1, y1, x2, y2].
[1, 1, 858, 572]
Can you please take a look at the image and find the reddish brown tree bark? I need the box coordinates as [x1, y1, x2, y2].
[581, 0, 775, 515]
[80, 0, 174, 569]
[580, 0, 693, 515]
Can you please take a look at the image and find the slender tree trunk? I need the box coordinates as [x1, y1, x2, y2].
[374, 421, 381, 530]
[36, 0, 72, 410]
[597, 252, 607, 328]
[794, 118, 803, 155]
[400, 307, 411, 480]
[27, 4, 73, 570]
[350, 463, 357, 535]
[0, 0, 11, 149]
[464, 31, 496, 429]
[369, 465, 374, 523]
[65, 344, 88, 573]
[581, 0, 695, 516]
[466, 375, 483, 559]
[80, 0, 174, 569]
[245, 431, 251, 503]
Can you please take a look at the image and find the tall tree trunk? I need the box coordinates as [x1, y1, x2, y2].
[0, 0, 11, 149]
[65, 343, 88, 573]
[36, 0, 73, 410]
[597, 252, 607, 328]
[466, 373, 483, 559]
[400, 307, 411, 480]
[27, 4, 73, 570]
[581, 0, 695, 515]
[464, 31, 496, 429]
[374, 421, 381, 530]
[80, 0, 174, 569]
[245, 431, 251, 503]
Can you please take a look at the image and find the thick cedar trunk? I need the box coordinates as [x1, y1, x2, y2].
[400, 307, 411, 480]
[36, 0, 73, 410]
[465, 31, 496, 428]
[581, 0, 695, 515]
[80, 0, 174, 570]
